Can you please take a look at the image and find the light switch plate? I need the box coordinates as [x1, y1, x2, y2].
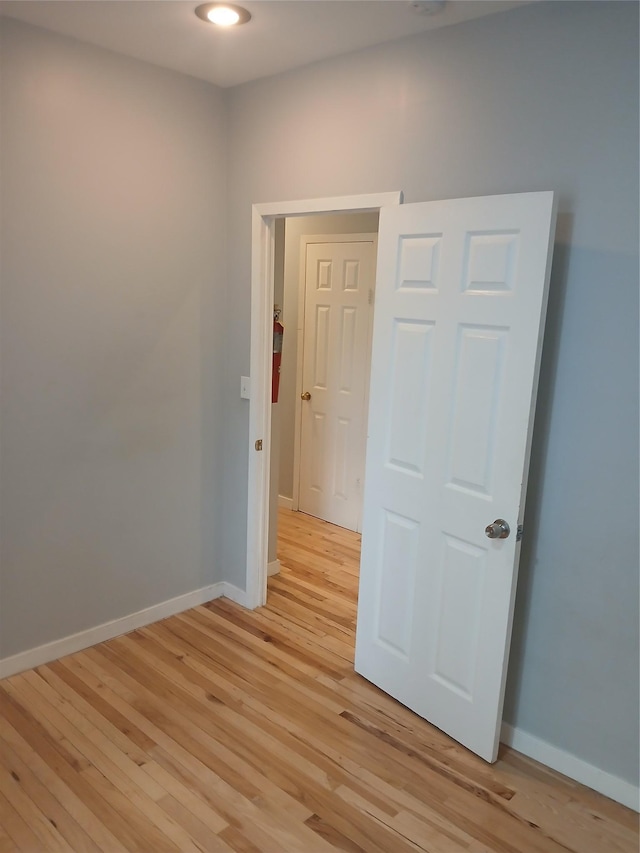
[240, 376, 251, 400]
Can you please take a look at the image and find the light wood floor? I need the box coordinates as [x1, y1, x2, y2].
[0, 509, 637, 852]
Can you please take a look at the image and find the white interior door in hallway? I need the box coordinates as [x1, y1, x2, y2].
[298, 236, 376, 532]
[355, 192, 557, 763]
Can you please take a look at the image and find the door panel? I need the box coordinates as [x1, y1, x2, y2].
[387, 320, 434, 475]
[448, 325, 506, 493]
[299, 239, 375, 532]
[355, 192, 557, 762]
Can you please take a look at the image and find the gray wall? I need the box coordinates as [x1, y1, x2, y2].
[0, 19, 227, 656]
[224, 1, 639, 785]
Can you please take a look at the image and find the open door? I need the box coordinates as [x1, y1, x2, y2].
[354, 191, 557, 762]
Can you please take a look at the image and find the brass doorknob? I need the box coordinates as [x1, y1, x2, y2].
[301, 391, 311, 401]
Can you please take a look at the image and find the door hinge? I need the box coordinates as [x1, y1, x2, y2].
[516, 524, 524, 542]
[255, 439, 263, 451]
[368, 289, 374, 305]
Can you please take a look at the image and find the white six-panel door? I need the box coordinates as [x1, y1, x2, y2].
[354, 192, 556, 762]
[298, 238, 376, 532]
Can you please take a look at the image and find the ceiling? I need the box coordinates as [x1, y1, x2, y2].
[0, 0, 531, 89]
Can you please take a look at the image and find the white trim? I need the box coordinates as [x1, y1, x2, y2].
[219, 582, 254, 609]
[267, 559, 281, 577]
[501, 723, 639, 812]
[0, 582, 249, 680]
[253, 192, 402, 219]
[247, 192, 402, 611]
[278, 495, 293, 510]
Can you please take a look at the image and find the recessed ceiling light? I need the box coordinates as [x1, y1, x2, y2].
[195, 3, 251, 27]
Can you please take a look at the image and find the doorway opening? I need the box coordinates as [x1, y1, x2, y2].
[245, 193, 402, 610]
[267, 212, 379, 583]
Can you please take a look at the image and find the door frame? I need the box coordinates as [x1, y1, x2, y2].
[292, 231, 378, 525]
[246, 192, 402, 608]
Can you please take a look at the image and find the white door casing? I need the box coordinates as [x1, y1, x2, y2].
[297, 236, 376, 532]
[354, 192, 557, 762]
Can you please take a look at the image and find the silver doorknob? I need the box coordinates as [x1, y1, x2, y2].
[485, 519, 510, 539]
[301, 391, 311, 401]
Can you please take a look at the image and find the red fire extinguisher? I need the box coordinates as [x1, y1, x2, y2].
[272, 310, 284, 404]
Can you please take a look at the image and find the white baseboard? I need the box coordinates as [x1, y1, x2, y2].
[0, 581, 252, 681]
[267, 559, 281, 577]
[218, 581, 254, 609]
[501, 723, 639, 812]
[278, 495, 293, 510]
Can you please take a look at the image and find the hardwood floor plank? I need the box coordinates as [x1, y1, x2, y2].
[0, 789, 43, 852]
[0, 759, 75, 852]
[12, 669, 169, 810]
[304, 813, 368, 853]
[77, 644, 330, 845]
[217, 824, 273, 853]
[156, 793, 235, 853]
[46, 658, 158, 753]
[127, 626, 441, 825]
[0, 714, 124, 852]
[0, 683, 91, 775]
[0, 831, 17, 853]
[199, 602, 351, 678]
[27, 666, 166, 800]
[147, 746, 336, 853]
[2, 676, 192, 852]
[0, 689, 148, 851]
[0, 735, 101, 853]
[0, 508, 636, 852]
